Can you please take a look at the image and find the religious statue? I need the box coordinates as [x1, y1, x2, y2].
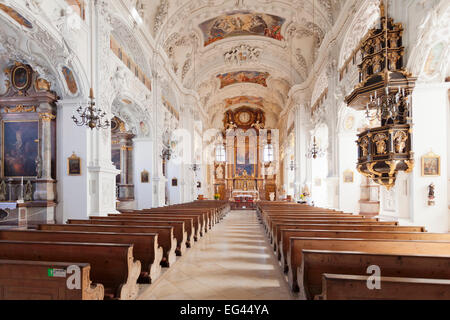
[373, 133, 387, 155]
[24, 180, 33, 201]
[394, 131, 408, 153]
[225, 121, 237, 130]
[35, 155, 42, 178]
[360, 137, 369, 157]
[427, 182, 435, 206]
[251, 112, 264, 130]
[0, 180, 6, 201]
[269, 192, 275, 201]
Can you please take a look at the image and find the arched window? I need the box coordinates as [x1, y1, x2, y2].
[215, 144, 226, 162]
[263, 144, 274, 162]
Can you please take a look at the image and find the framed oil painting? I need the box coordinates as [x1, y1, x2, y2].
[343, 170, 354, 183]
[67, 153, 81, 176]
[422, 152, 440, 176]
[2, 120, 39, 178]
[235, 164, 255, 177]
[11, 64, 32, 90]
[141, 170, 149, 183]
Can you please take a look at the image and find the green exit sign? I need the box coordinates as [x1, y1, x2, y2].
[47, 268, 67, 278]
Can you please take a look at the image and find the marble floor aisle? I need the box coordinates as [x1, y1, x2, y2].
[138, 210, 294, 300]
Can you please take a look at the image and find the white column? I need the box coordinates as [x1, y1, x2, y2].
[133, 137, 154, 209]
[337, 130, 362, 213]
[56, 99, 89, 223]
[409, 82, 449, 232]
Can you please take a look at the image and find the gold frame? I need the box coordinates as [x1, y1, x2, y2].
[11, 64, 32, 91]
[421, 151, 440, 177]
[1, 120, 40, 178]
[343, 170, 354, 183]
[67, 152, 82, 176]
[140, 170, 149, 183]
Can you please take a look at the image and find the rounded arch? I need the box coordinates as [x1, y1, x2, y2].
[110, 91, 151, 137]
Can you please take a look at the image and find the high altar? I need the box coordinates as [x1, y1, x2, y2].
[214, 106, 277, 202]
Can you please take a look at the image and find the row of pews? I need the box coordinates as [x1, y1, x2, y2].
[257, 201, 450, 300]
[0, 200, 230, 300]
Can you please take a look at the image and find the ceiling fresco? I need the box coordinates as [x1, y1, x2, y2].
[217, 71, 270, 89]
[199, 11, 285, 46]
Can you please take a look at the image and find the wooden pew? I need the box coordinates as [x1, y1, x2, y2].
[40, 224, 176, 267]
[86, 217, 187, 256]
[0, 229, 162, 284]
[134, 210, 208, 236]
[267, 216, 381, 242]
[259, 211, 350, 229]
[0, 240, 141, 300]
[277, 225, 430, 270]
[139, 209, 210, 235]
[298, 250, 450, 300]
[169, 206, 219, 226]
[0, 260, 104, 300]
[287, 237, 450, 292]
[108, 212, 195, 244]
[317, 274, 450, 300]
[109, 213, 196, 245]
[263, 214, 379, 231]
[280, 229, 450, 270]
[269, 219, 398, 244]
[66, 220, 178, 264]
[261, 214, 364, 233]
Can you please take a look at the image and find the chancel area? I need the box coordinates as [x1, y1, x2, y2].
[0, 0, 449, 301]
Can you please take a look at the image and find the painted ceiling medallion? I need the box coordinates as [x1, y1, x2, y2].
[199, 11, 285, 46]
[217, 71, 269, 89]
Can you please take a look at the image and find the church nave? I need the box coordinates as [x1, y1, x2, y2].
[138, 210, 293, 300]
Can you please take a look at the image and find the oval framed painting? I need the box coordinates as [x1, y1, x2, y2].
[11, 64, 32, 91]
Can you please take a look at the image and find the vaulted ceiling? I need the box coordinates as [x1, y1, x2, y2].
[133, 0, 344, 128]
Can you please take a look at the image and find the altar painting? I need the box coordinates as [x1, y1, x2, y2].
[236, 164, 255, 177]
[2, 121, 39, 177]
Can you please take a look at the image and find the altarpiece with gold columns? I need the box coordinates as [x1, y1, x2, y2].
[214, 107, 277, 202]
